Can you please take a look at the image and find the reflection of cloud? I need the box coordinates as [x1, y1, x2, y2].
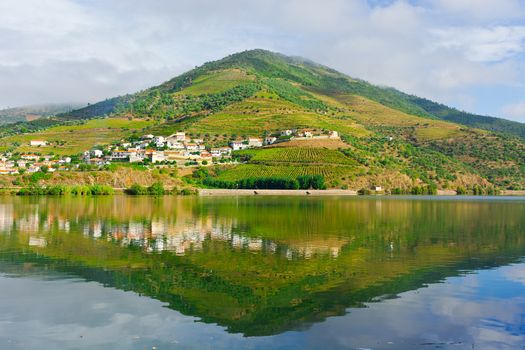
[290, 268, 525, 349]
[502, 263, 525, 285]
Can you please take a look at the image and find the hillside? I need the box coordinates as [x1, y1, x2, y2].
[0, 103, 84, 125]
[4, 49, 525, 191]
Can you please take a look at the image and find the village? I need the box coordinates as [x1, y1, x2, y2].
[0, 128, 340, 175]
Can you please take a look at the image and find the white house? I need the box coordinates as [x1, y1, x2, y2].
[230, 141, 249, 151]
[21, 154, 40, 161]
[210, 147, 232, 157]
[110, 150, 131, 160]
[91, 149, 103, 158]
[150, 151, 167, 163]
[185, 143, 202, 152]
[153, 136, 166, 147]
[168, 132, 186, 142]
[142, 134, 154, 140]
[167, 140, 185, 149]
[280, 129, 293, 136]
[264, 136, 277, 145]
[248, 138, 263, 148]
[329, 130, 339, 139]
[129, 153, 144, 163]
[30, 140, 47, 147]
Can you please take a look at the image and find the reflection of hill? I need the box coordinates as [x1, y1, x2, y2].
[0, 196, 524, 336]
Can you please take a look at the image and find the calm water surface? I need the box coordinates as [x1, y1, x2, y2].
[0, 196, 524, 349]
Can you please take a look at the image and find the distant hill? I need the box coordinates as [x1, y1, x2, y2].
[5, 49, 525, 190]
[0, 103, 85, 125]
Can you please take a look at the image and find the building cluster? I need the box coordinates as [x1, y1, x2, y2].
[0, 153, 72, 175]
[0, 128, 341, 174]
[83, 132, 267, 165]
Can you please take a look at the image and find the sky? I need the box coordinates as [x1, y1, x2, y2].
[1, 0, 525, 122]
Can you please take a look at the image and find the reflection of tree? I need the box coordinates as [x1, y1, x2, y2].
[0, 196, 523, 336]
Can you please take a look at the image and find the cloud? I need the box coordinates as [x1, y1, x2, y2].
[502, 101, 525, 122]
[431, 26, 525, 62]
[0, 0, 524, 120]
[430, 0, 525, 23]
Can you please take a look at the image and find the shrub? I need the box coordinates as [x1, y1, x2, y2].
[71, 185, 92, 195]
[89, 184, 114, 195]
[148, 182, 165, 196]
[126, 183, 148, 195]
[297, 175, 326, 189]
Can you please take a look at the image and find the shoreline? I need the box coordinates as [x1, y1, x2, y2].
[199, 189, 358, 196]
[199, 189, 525, 197]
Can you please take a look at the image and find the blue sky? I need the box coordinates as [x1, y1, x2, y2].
[1, 0, 525, 122]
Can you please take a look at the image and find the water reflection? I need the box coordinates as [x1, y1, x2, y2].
[0, 196, 524, 348]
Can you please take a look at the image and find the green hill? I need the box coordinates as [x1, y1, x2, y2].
[0, 103, 85, 125]
[4, 49, 525, 190]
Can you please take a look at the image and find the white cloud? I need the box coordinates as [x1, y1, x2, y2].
[502, 102, 525, 122]
[0, 0, 524, 120]
[431, 26, 525, 62]
[430, 0, 525, 22]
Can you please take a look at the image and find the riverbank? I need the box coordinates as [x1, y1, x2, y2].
[199, 189, 525, 197]
[199, 189, 359, 196]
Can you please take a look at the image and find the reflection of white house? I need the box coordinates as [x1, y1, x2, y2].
[30, 140, 47, 147]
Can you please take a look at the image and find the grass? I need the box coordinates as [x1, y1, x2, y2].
[0, 117, 155, 155]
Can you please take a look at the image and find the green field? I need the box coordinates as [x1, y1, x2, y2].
[213, 147, 356, 184]
[239, 147, 356, 165]
[216, 164, 353, 182]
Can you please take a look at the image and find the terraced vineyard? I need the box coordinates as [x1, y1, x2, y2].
[245, 147, 356, 165]
[216, 164, 353, 182]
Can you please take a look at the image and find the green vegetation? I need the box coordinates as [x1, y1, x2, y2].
[204, 176, 301, 189]
[236, 147, 355, 165]
[125, 182, 167, 195]
[4, 49, 525, 190]
[16, 184, 114, 196]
